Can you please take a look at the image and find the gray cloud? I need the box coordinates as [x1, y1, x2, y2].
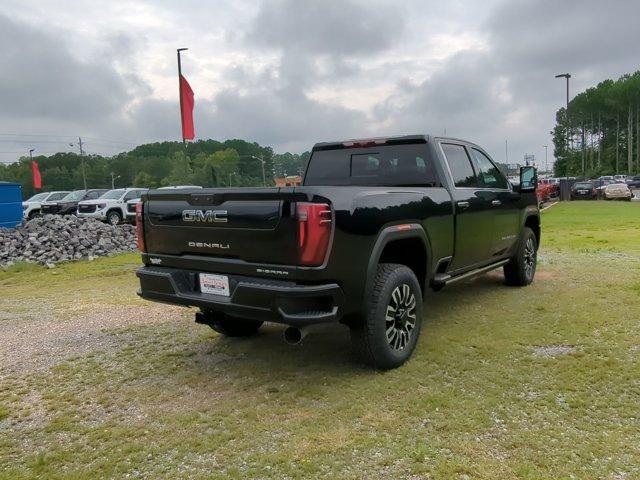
[1, 0, 640, 167]
[246, 0, 403, 56]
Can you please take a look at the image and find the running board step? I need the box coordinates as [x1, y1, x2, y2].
[434, 260, 509, 286]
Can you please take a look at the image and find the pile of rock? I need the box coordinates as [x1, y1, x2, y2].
[0, 216, 137, 268]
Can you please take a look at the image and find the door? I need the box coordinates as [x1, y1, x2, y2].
[468, 148, 520, 258]
[440, 143, 494, 271]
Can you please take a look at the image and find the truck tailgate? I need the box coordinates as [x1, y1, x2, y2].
[143, 188, 300, 267]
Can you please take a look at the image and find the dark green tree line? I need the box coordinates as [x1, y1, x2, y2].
[553, 71, 640, 177]
[0, 139, 308, 198]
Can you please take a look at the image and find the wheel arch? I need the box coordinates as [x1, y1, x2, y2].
[523, 214, 540, 248]
[363, 224, 432, 308]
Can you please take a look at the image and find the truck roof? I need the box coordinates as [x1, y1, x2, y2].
[312, 134, 478, 151]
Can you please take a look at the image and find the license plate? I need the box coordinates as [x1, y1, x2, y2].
[199, 273, 230, 296]
[578, 190, 588, 194]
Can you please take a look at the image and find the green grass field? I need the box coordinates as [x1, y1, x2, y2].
[1, 202, 639, 479]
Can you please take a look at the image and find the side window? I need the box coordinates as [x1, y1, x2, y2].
[123, 191, 138, 201]
[85, 191, 99, 200]
[441, 143, 478, 188]
[49, 192, 67, 201]
[470, 149, 509, 189]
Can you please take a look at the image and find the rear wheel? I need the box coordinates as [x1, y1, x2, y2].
[350, 263, 423, 369]
[503, 227, 537, 286]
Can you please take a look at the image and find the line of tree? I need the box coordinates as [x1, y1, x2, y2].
[553, 71, 640, 178]
[0, 139, 309, 198]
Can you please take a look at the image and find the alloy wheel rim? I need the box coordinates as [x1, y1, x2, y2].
[385, 284, 417, 350]
[523, 237, 536, 279]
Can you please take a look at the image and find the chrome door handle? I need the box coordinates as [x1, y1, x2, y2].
[491, 200, 502, 206]
[457, 201, 470, 209]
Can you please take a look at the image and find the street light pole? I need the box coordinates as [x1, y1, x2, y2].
[110, 172, 120, 189]
[543, 145, 548, 174]
[251, 155, 267, 186]
[555, 73, 571, 181]
[29, 148, 34, 163]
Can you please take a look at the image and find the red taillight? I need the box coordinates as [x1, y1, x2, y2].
[297, 202, 332, 266]
[135, 202, 146, 252]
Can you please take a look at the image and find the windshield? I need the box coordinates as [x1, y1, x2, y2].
[574, 183, 592, 189]
[62, 190, 86, 201]
[99, 189, 125, 200]
[26, 193, 48, 202]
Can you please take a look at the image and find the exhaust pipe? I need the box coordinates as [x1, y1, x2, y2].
[283, 325, 310, 345]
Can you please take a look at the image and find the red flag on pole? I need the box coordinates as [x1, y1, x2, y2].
[31, 160, 42, 189]
[180, 74, 195, 140]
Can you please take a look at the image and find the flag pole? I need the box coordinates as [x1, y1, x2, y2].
[177, 48, 188, 146]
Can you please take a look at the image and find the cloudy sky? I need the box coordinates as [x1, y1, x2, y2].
[1, 0, 639, 166]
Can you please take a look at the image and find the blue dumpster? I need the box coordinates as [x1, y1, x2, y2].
[0, 182, 23, 229]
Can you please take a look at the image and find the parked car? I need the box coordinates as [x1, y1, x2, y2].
[592, 178, 614, 197]
[570, 181, 598, 200]
[136, 134, 540, 369]
[538, 178, 559, 198]
[625, 176, 640, 189]
[602, 183, 632, 201]
[536, 181, 554, 206]
[22, 191, 70, 220]
[613, 174, 628, 183]
[125, 185, 202, 223]
[77, 188, 148, 225]
[41, 189, 109, 216]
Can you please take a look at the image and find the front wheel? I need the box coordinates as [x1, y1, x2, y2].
[503, 227, 537, 286]
[106, 210, 122, 225]
[350, 263, 423, 369]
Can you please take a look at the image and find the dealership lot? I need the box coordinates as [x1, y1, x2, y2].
[1, 202, 639, 479]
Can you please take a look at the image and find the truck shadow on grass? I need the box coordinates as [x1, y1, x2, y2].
[183, 270, 515, 377]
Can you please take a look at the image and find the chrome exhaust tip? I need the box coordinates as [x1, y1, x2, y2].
[283, 326, 308, 345]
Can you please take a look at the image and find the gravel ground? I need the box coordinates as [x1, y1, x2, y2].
[0, 302, 186, 375]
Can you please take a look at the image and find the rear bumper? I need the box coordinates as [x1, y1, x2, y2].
[136, 266, 345, 326]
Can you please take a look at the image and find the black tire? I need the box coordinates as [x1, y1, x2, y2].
[205, 312, 263, 337]
[28, 210, 40, 220]
[503, 227, 537, 286]
[350, 263, 423, 369]
[106, 210, 122, 225]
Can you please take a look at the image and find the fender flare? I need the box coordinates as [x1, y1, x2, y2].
[362, 223, 432, 310]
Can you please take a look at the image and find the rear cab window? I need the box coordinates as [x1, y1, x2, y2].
[304, 143, 440, 186]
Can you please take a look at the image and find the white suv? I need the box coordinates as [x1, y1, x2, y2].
[22, 191, 70, 220]
[77, 188, 148, 225]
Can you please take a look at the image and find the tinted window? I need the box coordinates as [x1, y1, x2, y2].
[305, 144, 439, 186]
[123, 190, 139, 201]
[441, 144, 477, 188]
[84, 190, 101, 200]
[48, 192, 68, 201]
[470, 149, 509, 189]
[100, 189, 125, 200]
[574, 182, 592, 189]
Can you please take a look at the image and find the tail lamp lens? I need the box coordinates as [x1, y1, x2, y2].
[297, 202, 332, 266]
[135, 202, 146, 252]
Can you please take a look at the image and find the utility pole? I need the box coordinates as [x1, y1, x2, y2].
[70, 137, 88, 189]
[177, 47, 188, 145]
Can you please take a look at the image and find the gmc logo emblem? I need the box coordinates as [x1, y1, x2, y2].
[182, 209, 228, 223]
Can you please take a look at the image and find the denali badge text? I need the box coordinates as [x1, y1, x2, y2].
[188, 241, 230, 250]
[182, 209, 228, 223]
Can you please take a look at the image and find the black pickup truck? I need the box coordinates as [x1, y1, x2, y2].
[136, 135, 540, 369]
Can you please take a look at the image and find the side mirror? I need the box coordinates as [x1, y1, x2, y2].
[520, 166, 537, 192]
